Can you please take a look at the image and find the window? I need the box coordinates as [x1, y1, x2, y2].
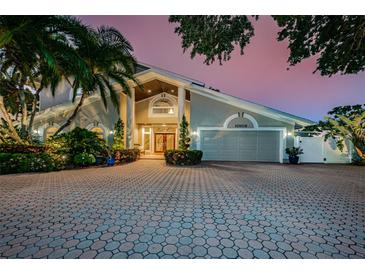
[45, 127, 58, 140]
[149, 93, 177, 117]
[152, 99, 175, 115]
[90, 127, 105, 140]
[142, 127, 151, 151]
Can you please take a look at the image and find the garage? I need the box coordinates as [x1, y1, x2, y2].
[199, 130, 282, 162]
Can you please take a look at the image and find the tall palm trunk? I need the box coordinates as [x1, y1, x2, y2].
[0, 95, 23, 143]
[27, 88, 41, 140]
[54, 93, 86, 136]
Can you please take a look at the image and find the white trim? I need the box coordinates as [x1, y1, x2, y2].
[189, 84, 314, 126]
[197, 126, 286, 163]
[148, 92, 177, 118]
[223, 112, 259, 129]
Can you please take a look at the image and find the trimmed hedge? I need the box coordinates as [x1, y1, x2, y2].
[114, 149, 140, 163]
[164, 150, 203, 166]
[0, 152, 63, 174]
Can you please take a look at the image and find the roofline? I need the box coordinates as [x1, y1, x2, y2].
[189, 84, 315, 126]
[136, 62, 205, 87]
[135, 62, 314, 126]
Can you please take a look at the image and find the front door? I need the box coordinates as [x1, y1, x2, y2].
[155, 133, 175, 152]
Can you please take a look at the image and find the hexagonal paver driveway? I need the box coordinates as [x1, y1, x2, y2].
[1, 160, 364, 259]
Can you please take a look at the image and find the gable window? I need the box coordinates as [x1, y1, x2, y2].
[148, 93, 177, 117]
[152, 99, 175, 115]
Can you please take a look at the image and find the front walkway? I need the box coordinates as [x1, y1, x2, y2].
[0, 160, 364, 259]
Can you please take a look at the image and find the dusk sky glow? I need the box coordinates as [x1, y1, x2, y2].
[79, 15, 365, 121]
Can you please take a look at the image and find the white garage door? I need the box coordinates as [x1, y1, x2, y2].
[200, 130, 281, 162]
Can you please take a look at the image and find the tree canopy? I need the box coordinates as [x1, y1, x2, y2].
[0, 16, 137, 144]
[303, 104, 365, 162]
[169, 15, 365, 76]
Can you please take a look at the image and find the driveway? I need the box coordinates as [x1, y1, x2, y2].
[0, 160, 364, 259]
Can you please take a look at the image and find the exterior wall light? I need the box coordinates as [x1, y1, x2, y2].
[288, 132, 292, 136]
[109, 130, 114, 135]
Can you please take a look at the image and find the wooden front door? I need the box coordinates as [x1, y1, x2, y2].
[155, 133, 175, 152]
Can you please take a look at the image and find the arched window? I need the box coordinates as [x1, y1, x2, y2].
[45, 127, 58, 140]
[90, 127, 105, 140]
[149, 93, 177, 117]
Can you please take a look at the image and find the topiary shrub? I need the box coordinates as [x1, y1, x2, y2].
[73, 153, 96, 167]
[0, 152, 62, 175]
[112, 119, 125, 150]
[164, 149, 203, 166]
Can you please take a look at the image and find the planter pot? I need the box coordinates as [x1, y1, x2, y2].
[289, 156, 299, 164]
[107, 157, 115, 166]
[95, 156, 105, 165]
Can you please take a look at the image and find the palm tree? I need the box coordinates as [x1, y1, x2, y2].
[0, 16, 92, 143]
[54, 26, 138, 135]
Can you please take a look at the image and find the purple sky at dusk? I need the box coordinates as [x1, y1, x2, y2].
[79, 16, 365, 122]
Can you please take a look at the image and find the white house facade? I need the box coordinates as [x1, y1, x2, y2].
[33, 63, 350, 163]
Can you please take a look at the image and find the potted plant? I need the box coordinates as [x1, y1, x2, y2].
[285, 147, 303, 164]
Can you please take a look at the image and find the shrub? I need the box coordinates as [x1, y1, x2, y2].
[47, 127, 108, 166]
[164, 149, 203, 165]
[114, 149, 140, 163]
[0, 152, 62, 175]
[112, 119, 125, 150]
[73, 153, 96, 167]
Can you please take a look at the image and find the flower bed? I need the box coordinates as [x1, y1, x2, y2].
[114, 149, 140, 164]
[164, 150, 203, 166]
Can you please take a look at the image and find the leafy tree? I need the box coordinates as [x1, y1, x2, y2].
[169, 16, 254, 65]
[0, 16, 92, 143]
[112, 118, 124, 150]
[169, 16, 365, 76]
[54, 26, 138, 135]
[178, 114, 191, 151]
[303, 105, 365, 162]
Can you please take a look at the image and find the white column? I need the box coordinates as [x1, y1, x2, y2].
[126, 87, 135, 149]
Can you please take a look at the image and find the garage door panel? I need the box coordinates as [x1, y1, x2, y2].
[200, 130, 280, 162]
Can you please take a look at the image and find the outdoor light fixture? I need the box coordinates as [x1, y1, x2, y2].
[288, 132, 292, 136]
[171, 89, 174, 93]
[109, 130, 114, 135]
[168, 108, 174, 114]
[162, 124, 166, 127]
[147, 89, 152, 93]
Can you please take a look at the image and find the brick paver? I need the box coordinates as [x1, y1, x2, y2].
[0, 160, 364, 258]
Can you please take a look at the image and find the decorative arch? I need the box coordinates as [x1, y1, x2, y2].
[86, 123, 108, 140]
[223, 112, 259, 129]
[148, 92, 177, 117]
[39, 122, 61, 141]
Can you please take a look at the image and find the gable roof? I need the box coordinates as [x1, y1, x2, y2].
[135, 63, 314, 126]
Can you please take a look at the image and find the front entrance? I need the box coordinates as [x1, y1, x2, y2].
[154, 133, 175, 152]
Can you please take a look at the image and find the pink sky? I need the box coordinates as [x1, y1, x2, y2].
[79, 16, 365, 121]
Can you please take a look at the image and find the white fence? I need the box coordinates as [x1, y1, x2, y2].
[295, 136, 352, 164]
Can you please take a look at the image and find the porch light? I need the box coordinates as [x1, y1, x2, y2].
[109, 130, 114, 135]
[162, 124, 166, 127]
[32, 129, 39, 134]
[171, 89, 175, 93]
[168, 108, 174, 114]
[147, 89, 152, 93]
[288, 132, 292, 136]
